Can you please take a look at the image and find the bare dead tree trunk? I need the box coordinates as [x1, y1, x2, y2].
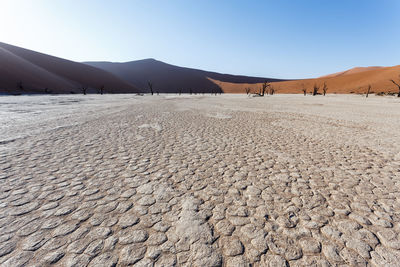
[148, 81, 154, 95]
[301, 83, 306, 96]
[366, 85, 371, 98]
[390, 77, 400, 97]
[261, 81, 270, 96]
[81, 86, 87, 95]
[312, 84, 319, 96]
[322, 82, 328, 96]
[97, 85, 105, 95]
[262, 83, 266, 96]
[17, 81, 24, 91]
[270, 87, 275, 95]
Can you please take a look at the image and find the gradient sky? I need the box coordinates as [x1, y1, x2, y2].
[1, 0, 399, 78]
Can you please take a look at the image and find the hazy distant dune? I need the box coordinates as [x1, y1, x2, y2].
[0, 42, 142, 94]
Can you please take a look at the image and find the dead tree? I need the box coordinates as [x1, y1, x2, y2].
[147, 82, 154, 95]
[322, 82, 328, 96]
[390, 75, 400, 97]
[366, 85, 371, 98]
[17, 81, 24, 91]
[302, 88, 307, 96]
[245, 87, 251, 95]
[269, 86, 275, 95]
[312, 84, 319, 96]
[179, 89, 182, 95]
[261, 81, 270, 96]
[98, 85, 105, 95]
[81, 86, 87, 95]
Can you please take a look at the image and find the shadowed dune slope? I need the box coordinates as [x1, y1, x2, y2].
[0, 42, 142, 94]
[85, 59, 285, 94]
[210, 65, 400, 94]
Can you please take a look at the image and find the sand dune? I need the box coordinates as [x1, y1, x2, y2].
[212, 65, 400, 94]
[85, 59, 284, 94]
[319, 66, 384, 78]
[0, 42, 141, 94]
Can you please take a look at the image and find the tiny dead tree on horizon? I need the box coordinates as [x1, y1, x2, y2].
[322, 82, 328, 96]
[312, 84, 319, 96]
[270, 86, 275, 95]
[245, 87, 251, 95]
[98, 85, 105, 95]
[148, 81, 154, 95]
[301, 84, 307, 96]
[179, 89, 182, 95]
[390, 75, 400, 97]
[366, 85, 372, 98]
[81, 86, 88, 95]
[17, 81, 24, 91]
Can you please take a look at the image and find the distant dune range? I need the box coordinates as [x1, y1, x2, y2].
[0, 42, 399, 94]
[84, 59, 283, 94]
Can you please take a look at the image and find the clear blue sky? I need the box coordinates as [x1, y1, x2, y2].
[1, 0, 399, 78]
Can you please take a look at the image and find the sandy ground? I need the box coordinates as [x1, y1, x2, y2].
[1, 94, 400, 266]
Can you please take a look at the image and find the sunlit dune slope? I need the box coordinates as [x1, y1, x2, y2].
[210, 65, 400, 94]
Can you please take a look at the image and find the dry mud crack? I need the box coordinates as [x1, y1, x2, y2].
[1, 94, 400, 266]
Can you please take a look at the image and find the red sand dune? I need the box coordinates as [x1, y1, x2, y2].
[318, 66, 384, 78]
[214, 66, 400, 94]
[0, 42, 141, 94]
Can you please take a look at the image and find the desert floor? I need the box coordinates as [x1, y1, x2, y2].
[1, 94, 400, 266]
